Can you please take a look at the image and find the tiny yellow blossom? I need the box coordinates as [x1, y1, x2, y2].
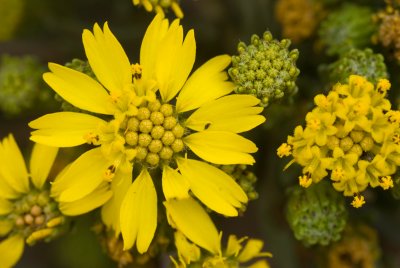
[351, 195, 366, 208]
[380, 176, 394, 190]
[277, 143, 292, 158]
[299, 174, 312, 188]
[377, 78, 391, 94]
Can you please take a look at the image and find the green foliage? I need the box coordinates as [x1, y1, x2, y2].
[318, 4, 377, 56]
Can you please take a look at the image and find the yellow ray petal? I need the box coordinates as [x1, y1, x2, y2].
[59, 182, 112, 216]
[29, 112, 105, 147]
[156, 24, 196, 102]
[184, 131, 257, 165]
[186, 94, 265, 133]
[29, 143, 58, 189]
[162, 165, 190, 200]
[0, 220, 13, 236]
[140, 14, 169, 81]
[177, 158, 248, 216]
[0, 198, 13, 215]
[238, 239, 264, 262]
[44, 63, 113, 114]
[0, 235, 24, 268]
[52, 148, 111, 202]
[120, 169, 157, 253]
[164, 197, 220, 254]
[0, 134, 29, 194]
[176, 55, 233, 113]
[101, 167, 132, 236]
[82, 22, 131, 93]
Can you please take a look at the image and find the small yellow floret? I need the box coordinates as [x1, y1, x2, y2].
[377, 78, 391, 93]
[351, 195, 365, 208]
[380, 176, 394, 190]
[299, 174, 312, 188]
[131, 63, 142, 79]
[277, 143, 292, 158]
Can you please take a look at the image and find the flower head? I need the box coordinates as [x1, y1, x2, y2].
[0, 134, 66, 267]
[278, 75, 400, 206]
[30, 15, 265, 253]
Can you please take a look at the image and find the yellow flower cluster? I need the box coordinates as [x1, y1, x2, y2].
[0, 134, 66, 267]
[278, 75, 398, 207]
[132, 0, 183, 18]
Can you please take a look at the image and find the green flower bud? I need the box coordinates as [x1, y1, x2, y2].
[162, 131, 175, 146]
[229, 31, 299, 107]
[286, 181, 348, 247]
[151, 125, 165, 140]
[160, 103, 174, 116]
[150, 111, 164, 125]
[125, 131, 139, 146]
[139, 119, 153, 133]
[0, 55, 49, 116]
[137, 107, 151, 120]
[325, 49, 388, 84]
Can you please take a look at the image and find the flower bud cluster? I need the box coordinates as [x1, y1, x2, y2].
[278, 75, 398, 207]
[286, 181, 347, 246]
[3, 189, 66, 245]
[326, 48, 388, 85]
[0, 55, 47, 116]
[229, 31, 300, 107]
[318, 4, 376, 56]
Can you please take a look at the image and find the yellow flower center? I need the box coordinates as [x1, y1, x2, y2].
[10, 189, 65, 245]
[120, 99, 185, 167]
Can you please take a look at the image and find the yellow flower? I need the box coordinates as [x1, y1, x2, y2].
[277, 143, 291, 158]
[298, 174, 312, 188]
[29, 15, 264, 253]
[0, 134, 64, 267]
[172, 228, 272, 268]
[380, 176, 394, 190]
[351, 195, 365, 208]
[279, 75, 399, 207]
[132, 0, 183, 18]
